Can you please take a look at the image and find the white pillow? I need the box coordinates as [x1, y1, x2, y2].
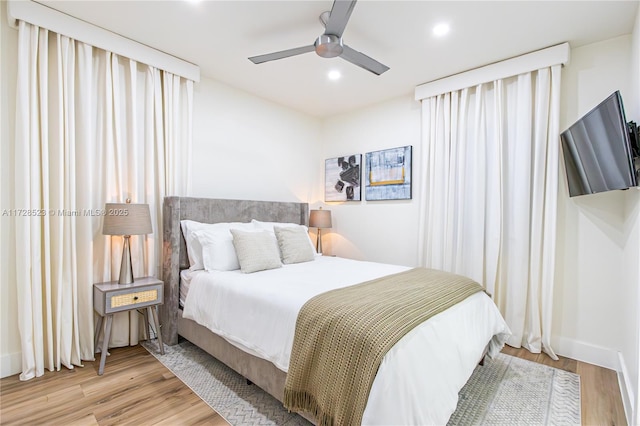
[251, 219, 316, 253]
[192, 222, 254, 272]
[231, 229, 282, 273]
[274, 226, 316, 264]
[180, 220, 207, 270]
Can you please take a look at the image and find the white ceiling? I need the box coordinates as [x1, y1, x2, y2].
[38, 0, 639, 117]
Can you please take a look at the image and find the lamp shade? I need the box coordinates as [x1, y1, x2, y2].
[309, 209, 332, 229]
[102, 203, 152, 236]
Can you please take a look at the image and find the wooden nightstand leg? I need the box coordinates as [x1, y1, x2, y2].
[148, 306, 164, 355]
[98, 315, 113, 375]
[94, 315, 103, 353]
[142, 311, 150, 340]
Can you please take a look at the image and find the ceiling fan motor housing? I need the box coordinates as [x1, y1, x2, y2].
[315, 34, 343, 58]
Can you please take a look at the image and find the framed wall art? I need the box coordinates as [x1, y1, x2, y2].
[325, 154, 361, 201]
[365, 145, 412, 201]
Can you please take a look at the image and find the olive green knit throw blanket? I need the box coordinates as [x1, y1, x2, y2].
[283, 267, 482, 426]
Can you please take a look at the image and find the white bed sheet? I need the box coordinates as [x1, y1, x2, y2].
[179, 269, 195, 308]
[182, 256, 510, 425]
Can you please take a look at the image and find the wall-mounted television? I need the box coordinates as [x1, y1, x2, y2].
[560, 91, 639, 197]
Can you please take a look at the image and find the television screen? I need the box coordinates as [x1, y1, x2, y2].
[560, 91, 638, 197]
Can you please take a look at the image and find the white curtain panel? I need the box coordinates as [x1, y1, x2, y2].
[14, 21, 193, 380]
[418, 66, 561, 359]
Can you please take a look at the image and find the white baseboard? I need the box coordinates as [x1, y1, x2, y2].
[553, 336, 619, 370]
[553, 336, 634, 425]
[0, 351, 21, 379]
[617, 352, 635, 426]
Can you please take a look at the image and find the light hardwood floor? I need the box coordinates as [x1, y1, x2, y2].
[0, 344, 627, 425]
[0, 345, 228, 426]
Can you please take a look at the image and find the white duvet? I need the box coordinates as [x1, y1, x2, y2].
[182, 256, 510, 425]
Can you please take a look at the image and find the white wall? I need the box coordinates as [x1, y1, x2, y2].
[554, 34, 639, 423]
[319, 96, 422, 266]
[0, 1, 21, 378]
[629, 9, 640, 425]
[190, 77, 322, 204]
[190, 80, 423, 267]
[555, 36, 635, 343]
[626, 188, 640, 426]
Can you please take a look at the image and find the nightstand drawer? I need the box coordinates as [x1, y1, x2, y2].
[102, 284, 163, 314]
[110, 289, 159, 309]
[93, 277, 164, 316]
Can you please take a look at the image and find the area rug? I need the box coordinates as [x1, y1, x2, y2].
[142, 340, 580, 425]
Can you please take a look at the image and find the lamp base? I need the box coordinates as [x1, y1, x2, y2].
[316, 229, 323, 255]
[118, 235, 134, 285]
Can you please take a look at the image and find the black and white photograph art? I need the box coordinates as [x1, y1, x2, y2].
[365, 146, 412, 201]
[325, 155, 361, 201]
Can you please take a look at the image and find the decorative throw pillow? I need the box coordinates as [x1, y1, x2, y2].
[251, 220, 316, 253]
[274, 226, 316, 264]
[230, 229, 282, 273]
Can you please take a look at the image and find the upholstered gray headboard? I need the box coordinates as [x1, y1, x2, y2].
[159, 196, 309, 345]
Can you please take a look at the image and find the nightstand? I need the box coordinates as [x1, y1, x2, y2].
[93, 276, 165, 375]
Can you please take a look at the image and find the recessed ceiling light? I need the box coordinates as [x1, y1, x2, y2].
[433, 23, 450, 37]
[328, 70, 341, 81]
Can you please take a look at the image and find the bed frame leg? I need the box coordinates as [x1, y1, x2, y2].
[478, 346, 489, 366]
[246, 379, 253, 385]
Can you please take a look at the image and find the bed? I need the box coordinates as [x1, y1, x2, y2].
[159, 196, 511, 425]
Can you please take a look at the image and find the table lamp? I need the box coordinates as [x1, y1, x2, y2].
[102, 201, 152, 284]
[309, 207, 332, 255]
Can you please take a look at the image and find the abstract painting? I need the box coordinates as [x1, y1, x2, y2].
[365, 146, 412, 200]
[325, 154, 361, 201]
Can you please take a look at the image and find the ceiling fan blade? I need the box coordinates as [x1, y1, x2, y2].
[249, 45, 315, 64]
[324, 0, 357, 38]
[340, 45, 389, 75]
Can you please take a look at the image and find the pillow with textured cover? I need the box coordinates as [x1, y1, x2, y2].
[191, 222, 254, 271]
[230, 229, 283, 273]
[251, 219, 316, 254]
[274, 226, 316, 264]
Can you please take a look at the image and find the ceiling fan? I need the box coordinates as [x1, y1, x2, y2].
[248, 0, 389, 75]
